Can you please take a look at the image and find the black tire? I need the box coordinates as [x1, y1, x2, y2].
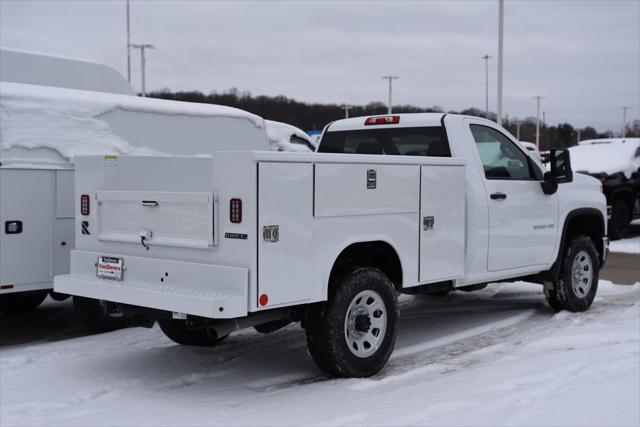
[305, 267, 399, 378]
[544, 235, 599, 313]
[158, 319, 228, 346]
[73, 296, 128, 333]
[608, 200, 631, 240]
[0, 290, 48, 314]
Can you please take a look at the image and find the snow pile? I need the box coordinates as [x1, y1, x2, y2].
[569, 138, 640, 178]
[610, 236, 640, 254]
[1, 281, 638, 426]
[264, 120, 315, 152]
[0, 82, 266, 167]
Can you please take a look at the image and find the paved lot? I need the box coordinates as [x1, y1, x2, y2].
[601, 223, 640, 285]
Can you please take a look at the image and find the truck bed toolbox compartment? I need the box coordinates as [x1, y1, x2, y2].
[54, 250, 248, 318]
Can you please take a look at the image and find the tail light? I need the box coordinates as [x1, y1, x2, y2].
[230, 198, 242, 223]
[80, 194, 90, 216]
[364, 115, 400, 126]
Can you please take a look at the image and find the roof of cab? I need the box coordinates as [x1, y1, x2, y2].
[327, 113, 446, 132]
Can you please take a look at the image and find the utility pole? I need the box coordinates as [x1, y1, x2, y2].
[130, 43, 154, 96]
[577, 129, 581, 144]
[126, 0, 131, 83]
[542, 111, 546, 150]
[341, 104, 353, 119]
[621, 106, 630, 137]
[496, 0, 504, 126]
[482, 54, 491, 117]
[381, 76, 399, 114]
[532, 96, 545, 148]
[516, 121, 520, 140]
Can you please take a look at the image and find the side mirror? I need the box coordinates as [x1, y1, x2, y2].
[550, 148, 573, 183]
[541, 171, 558, 195]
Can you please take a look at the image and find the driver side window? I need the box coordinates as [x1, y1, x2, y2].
[470, 124, 534, 180]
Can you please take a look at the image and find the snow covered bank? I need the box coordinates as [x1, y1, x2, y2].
[1, 281, 638, 426]
[610, 236, 640, 254]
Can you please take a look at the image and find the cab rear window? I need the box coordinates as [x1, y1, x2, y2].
[318, 127, 451, 157]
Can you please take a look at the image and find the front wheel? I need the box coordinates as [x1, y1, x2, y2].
[544, 235, 599, 312]
[0, 290, 48, 314]
[608, 200, 631, 240]
[305, 267, 399, 378]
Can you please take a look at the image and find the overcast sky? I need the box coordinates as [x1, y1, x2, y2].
[1, 0, 639, 132]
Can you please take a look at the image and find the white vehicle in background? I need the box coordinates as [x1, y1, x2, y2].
[520, 141, 543, 163]
[0, 48, 310, 326]
[570, 138, 640, 239]
[56, 113, 607, 377]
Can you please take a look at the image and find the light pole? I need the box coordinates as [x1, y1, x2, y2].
[532, 96, 545, 148]
[482, 54, 491, 117]
[130, 43, 154, 97]
[381, 76, 399, 114]
[341, 104, 353, 119]
[621, 106, 630, 137]
[516, 121, 520, 140]
[496, 0, 504, 126]
[126, 0, 131, 83]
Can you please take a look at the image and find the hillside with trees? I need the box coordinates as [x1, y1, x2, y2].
[149, 89, 639, 150]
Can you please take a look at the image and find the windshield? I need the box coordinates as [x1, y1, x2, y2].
[318, 127, 450, 157]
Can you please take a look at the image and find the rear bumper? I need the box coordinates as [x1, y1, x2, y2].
[54, 250, 248, 319]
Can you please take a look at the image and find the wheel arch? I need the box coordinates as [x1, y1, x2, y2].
[541, 208, 605, 282]
[325, 239, 404, 298]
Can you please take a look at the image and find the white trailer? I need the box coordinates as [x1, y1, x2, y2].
[0, 49, 310, 322]
[56, 113, 608, 376]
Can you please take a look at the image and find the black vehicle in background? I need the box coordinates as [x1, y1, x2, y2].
[570, 138, 640, 240]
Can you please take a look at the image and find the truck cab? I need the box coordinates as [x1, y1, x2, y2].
[54, 113, 607, 377]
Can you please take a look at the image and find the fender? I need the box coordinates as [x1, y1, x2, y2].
[538, 207, 605, 282]
[322, 237, 405, 300]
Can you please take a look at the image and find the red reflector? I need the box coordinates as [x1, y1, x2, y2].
[80, 194, 90, 216]
[259, 293, 269, 306]
[230, 198, 242, 224]
[364, 115, 400, 126]
[1, 284, 14, 290]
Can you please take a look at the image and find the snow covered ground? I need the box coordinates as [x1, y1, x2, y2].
[610, 236, 640, 255]
[1, 281, 638, 427]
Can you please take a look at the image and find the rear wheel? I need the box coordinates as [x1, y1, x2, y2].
[0, 290, 48, 314]
[158, 319, 228, 346]
[608, 200, 631, 240]
[544, 235, 599, 312]
[73, 296, 128, 333]
[306, 267, 399, 378]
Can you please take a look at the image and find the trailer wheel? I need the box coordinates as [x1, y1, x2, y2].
[544, 235, 599, 313]
[306, 267, 399, 378]
[608, 200, 631, 240]
[0, 290, 48, 314]
[158, 319, 228, 346]
[73, 296, 128, 333]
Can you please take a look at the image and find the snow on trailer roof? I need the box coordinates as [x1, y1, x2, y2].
[0, 47, 135, 96]
[0, 82, 269, 168]
[569, 138, 640, 178]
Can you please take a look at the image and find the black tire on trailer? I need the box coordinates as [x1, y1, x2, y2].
[544, 235, 599, 313]
[158, 319, 228, 346]
[0, 290, 48, 314]
[305, 267, 399, 378]
[608, 200, 631, 240]
[73, 296, 128, 333]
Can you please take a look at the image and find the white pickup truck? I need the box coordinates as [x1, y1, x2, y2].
[55, 113, 608, 377]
